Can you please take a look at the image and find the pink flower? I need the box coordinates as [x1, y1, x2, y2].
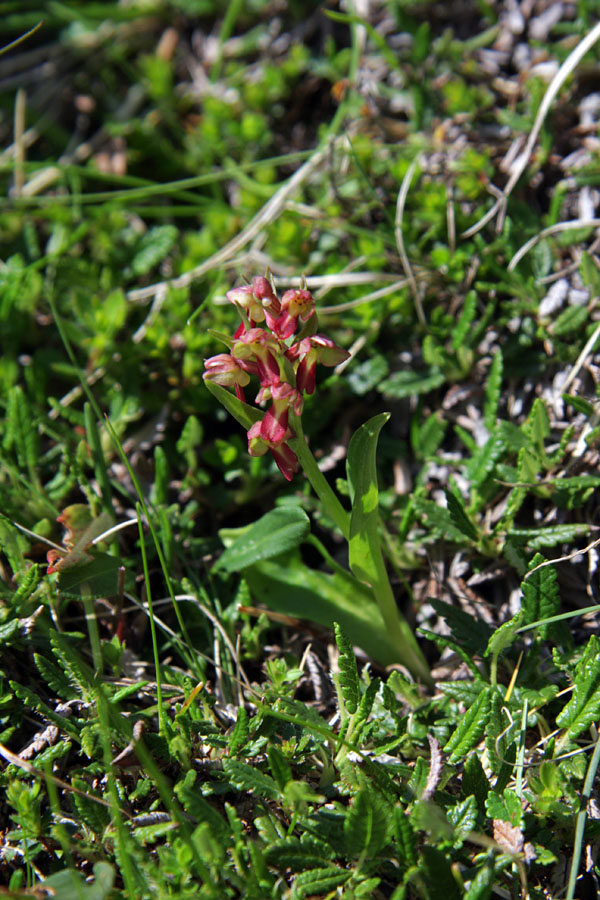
[271, 288, 315, 339]
[232, 328, 283, 387]
[203, 353, 252, 401]
[227, 277, 281, 333]
[287, 335, 350, 394]
[247, 418, 298, 481]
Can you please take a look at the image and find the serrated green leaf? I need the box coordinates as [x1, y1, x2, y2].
[484, 349, 503, 431]
[352, 677, 380, 746]
[452, 291, 478, 351]
[291, 866, 350, 899]
[130, 225, 177, 276]
[445, 488, 479, 542]
[466, 428, 506, 489]
[444, 686, 492, 764]
[447, 794, 478, 845]
[411, 409, 447, 460]
[430, 599, 493, 655]
[551, 303, 588, 337]
[563, 393, 595, 417]
[268, 745, 292, 791]
[71, 777, 111, 835]
[521, 553, 560, 638]
[264, 837, 333, 871]
[9, 681, 80, 741]
[485, 787, 522, 827]
[556, 635, 600, 739]
[484, 611, 523, 659]
[214, 507, 310, 573]
[524, 398, 549, 458]
[34, 653, 78, 700]
[464, 854, 495, 900]
[485, 690, 511, 777]
[412, 497, 471, 543]
[461, 753, 490, 815]
[378, 368, 445, 399]
[334, 622, 360, 715]
[228, 706, 249, 755]
[173, 771, 229, 842]
[344, 788, 391, 857]
[507, 523, 591, 549]
[223, 758, 280, 800]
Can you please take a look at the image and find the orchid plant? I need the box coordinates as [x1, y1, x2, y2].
[204, 276, 431, 684]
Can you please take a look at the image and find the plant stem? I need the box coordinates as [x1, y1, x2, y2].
[289, 416, 350, 540]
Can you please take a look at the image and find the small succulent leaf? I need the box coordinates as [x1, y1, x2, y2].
[334, 622, 360, 715]
[485, 787, 523, 827]
[483, 348, 503, 431]
[443, 686, 492, 764]
[222, 759, 280, 801]
[556, 635, 600, 738]
[214, 507, 310, 573]
[204, 378, 263, 431]
[347, 413, 389, 584]
[520, 553, 560, 638]
[344, 788, 391, 858]
[228, 706, 249, 755]
[444, 488, 479, 542]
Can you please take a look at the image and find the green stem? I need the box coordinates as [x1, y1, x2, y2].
[288, 417, 350, 541]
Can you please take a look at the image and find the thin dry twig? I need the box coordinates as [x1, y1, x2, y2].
[127, 136, 343, 304]
[463, 20, 600, 238]
[395, 155, 426, 325]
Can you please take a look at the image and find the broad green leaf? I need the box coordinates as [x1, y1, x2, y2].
[213, 507, 310, 573]
[56, 552, 121, 598]
[551, 303, 588, 337]
[464, 855, 495, 900]
[347, 412, 389, 584]
[520, 553, 560, 638]
[444, 686, 492, 764]
[334, 622, 359, 714]
[344, 788, 391, 857]
[42, 863, 114, 900]
[556, 635, 600, 739]
[241, 560, 401, 665]
[130, 225, 177, 276]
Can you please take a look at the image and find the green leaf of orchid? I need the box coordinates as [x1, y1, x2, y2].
[213, 507, 310, 573]
[204, 379, 263, 431]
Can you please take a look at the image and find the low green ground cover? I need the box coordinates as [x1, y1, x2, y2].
[2, 1, 600, 897]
